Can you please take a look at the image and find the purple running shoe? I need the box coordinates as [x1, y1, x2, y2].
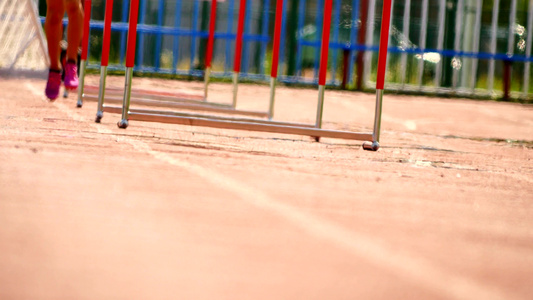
[45, 70, 62, 101]
[64, 60, 79, 90]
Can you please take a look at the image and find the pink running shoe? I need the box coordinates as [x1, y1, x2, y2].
[45, 70, 62, 101]
[64, 60, 79, 90]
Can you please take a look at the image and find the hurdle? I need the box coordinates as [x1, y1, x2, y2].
[112, 0, 391, 150]
[76, 0, 92, 108]
[77, 0, 270, 121]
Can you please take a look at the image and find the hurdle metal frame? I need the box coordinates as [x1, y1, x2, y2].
[77, 0, 273, 122]
[107, 0, 392, 151]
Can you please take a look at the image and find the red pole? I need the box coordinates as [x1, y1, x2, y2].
[356, 0, 368, 90]
[271, 0, 284, 78]
[101, 0, 114, 66]
[376, 0, 392, 90]
[318, 0, 333, 86]
[234, 0, 247, 73]
[126, 0, 140, 68]
[81, 0, 92, 61]
[205, 0, 217, 68]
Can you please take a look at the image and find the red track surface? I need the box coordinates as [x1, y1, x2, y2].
[1, 76, 532, 299]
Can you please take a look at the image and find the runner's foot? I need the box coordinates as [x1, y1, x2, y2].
[64, 60, 79, 90]
[45, 69, 62, 101]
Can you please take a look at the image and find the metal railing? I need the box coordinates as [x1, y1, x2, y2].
[39, 0, 533, 100]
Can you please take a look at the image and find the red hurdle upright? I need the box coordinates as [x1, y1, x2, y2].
[118, 0, 140, 128]
[76, 0, 92, 108]
[268, 0, 284, 120]
[112, 0, 391, 150]
[316, 0, 333, 130]
[95, 0, 114, 123]
[232, 0, 247, 108]
[203, 0, 217, 100]
[363, 0, 392, 151]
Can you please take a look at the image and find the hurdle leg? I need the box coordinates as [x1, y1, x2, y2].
[362, 0, 392, 151]
[313, 0, 333, 141]
[118, 67, 133, 128]
[204, 0, 217, 100]
[232, 71, 239, 108]
[118, 0, 139, 129]
[95, 0, 114, 122]
[76, 58, 86, 107]
[95, 65, 107, 122]
[203, 66, 211, 100]
[231, 0, 246, 109]
[76, 0, 92, 108]
[268, 77, 276, 120]
[268, 0, 284, 120]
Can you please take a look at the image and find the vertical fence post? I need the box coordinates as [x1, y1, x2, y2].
[136, 0, 146, 69]
[523, 0, 533, 98]
[259, 0, 270, 75]
[347, 0, 360, 87]
[487, 0, 500, 93]
[362, 0, 376, 89]
[172, 0, 182, 73]
[330, 0, 341, 85]
[434, 0, 446, 88]
[452, 0, 464, 90]
[417, 0, 428, 88]
[295, 0, 306, 77]
[313, 0, 324, 81]
[399, 0, 411, 86]
[154, 0, 164, 71]
[469, 0, 482, 92]
[190, 0, 200, 72]
[356, 0, 367, 90]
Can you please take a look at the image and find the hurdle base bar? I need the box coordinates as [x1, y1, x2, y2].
[76, 59, 87, 108]
[96, 65, 108, 123]
[102, 105, 316, 129]
[83, 94, 269, 118]
[363, 89, 384, 152]
[118, 110, 372, 142]
[83, 86, 213, 105]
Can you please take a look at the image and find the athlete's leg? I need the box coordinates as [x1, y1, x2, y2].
[44, 0, 64, 100]
[44, 0, 65, 71]
[63, 0, 83, 90]
[64, 0, 83, 62]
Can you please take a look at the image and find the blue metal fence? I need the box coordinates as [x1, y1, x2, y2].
[40, 0, 533, 99]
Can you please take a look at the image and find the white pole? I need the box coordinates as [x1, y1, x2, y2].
[523, 0, 533, 98]
[452, 0, 464, 89]
[507, 0, 517, 56]
[399, 0, 411, 86]
[434, 0, 446, 88]
[487, 0, 500, 93]
[469, 0, 482, 92]
[417, 0, 428, 88]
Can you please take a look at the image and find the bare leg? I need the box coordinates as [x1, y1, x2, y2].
[44, 0, 65, 70]
[64, 0, 83, 62]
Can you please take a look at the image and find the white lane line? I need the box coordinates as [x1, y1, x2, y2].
[26, 82, 516, 300]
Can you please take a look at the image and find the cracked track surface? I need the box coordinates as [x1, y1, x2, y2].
[1, 76, 532, 300]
